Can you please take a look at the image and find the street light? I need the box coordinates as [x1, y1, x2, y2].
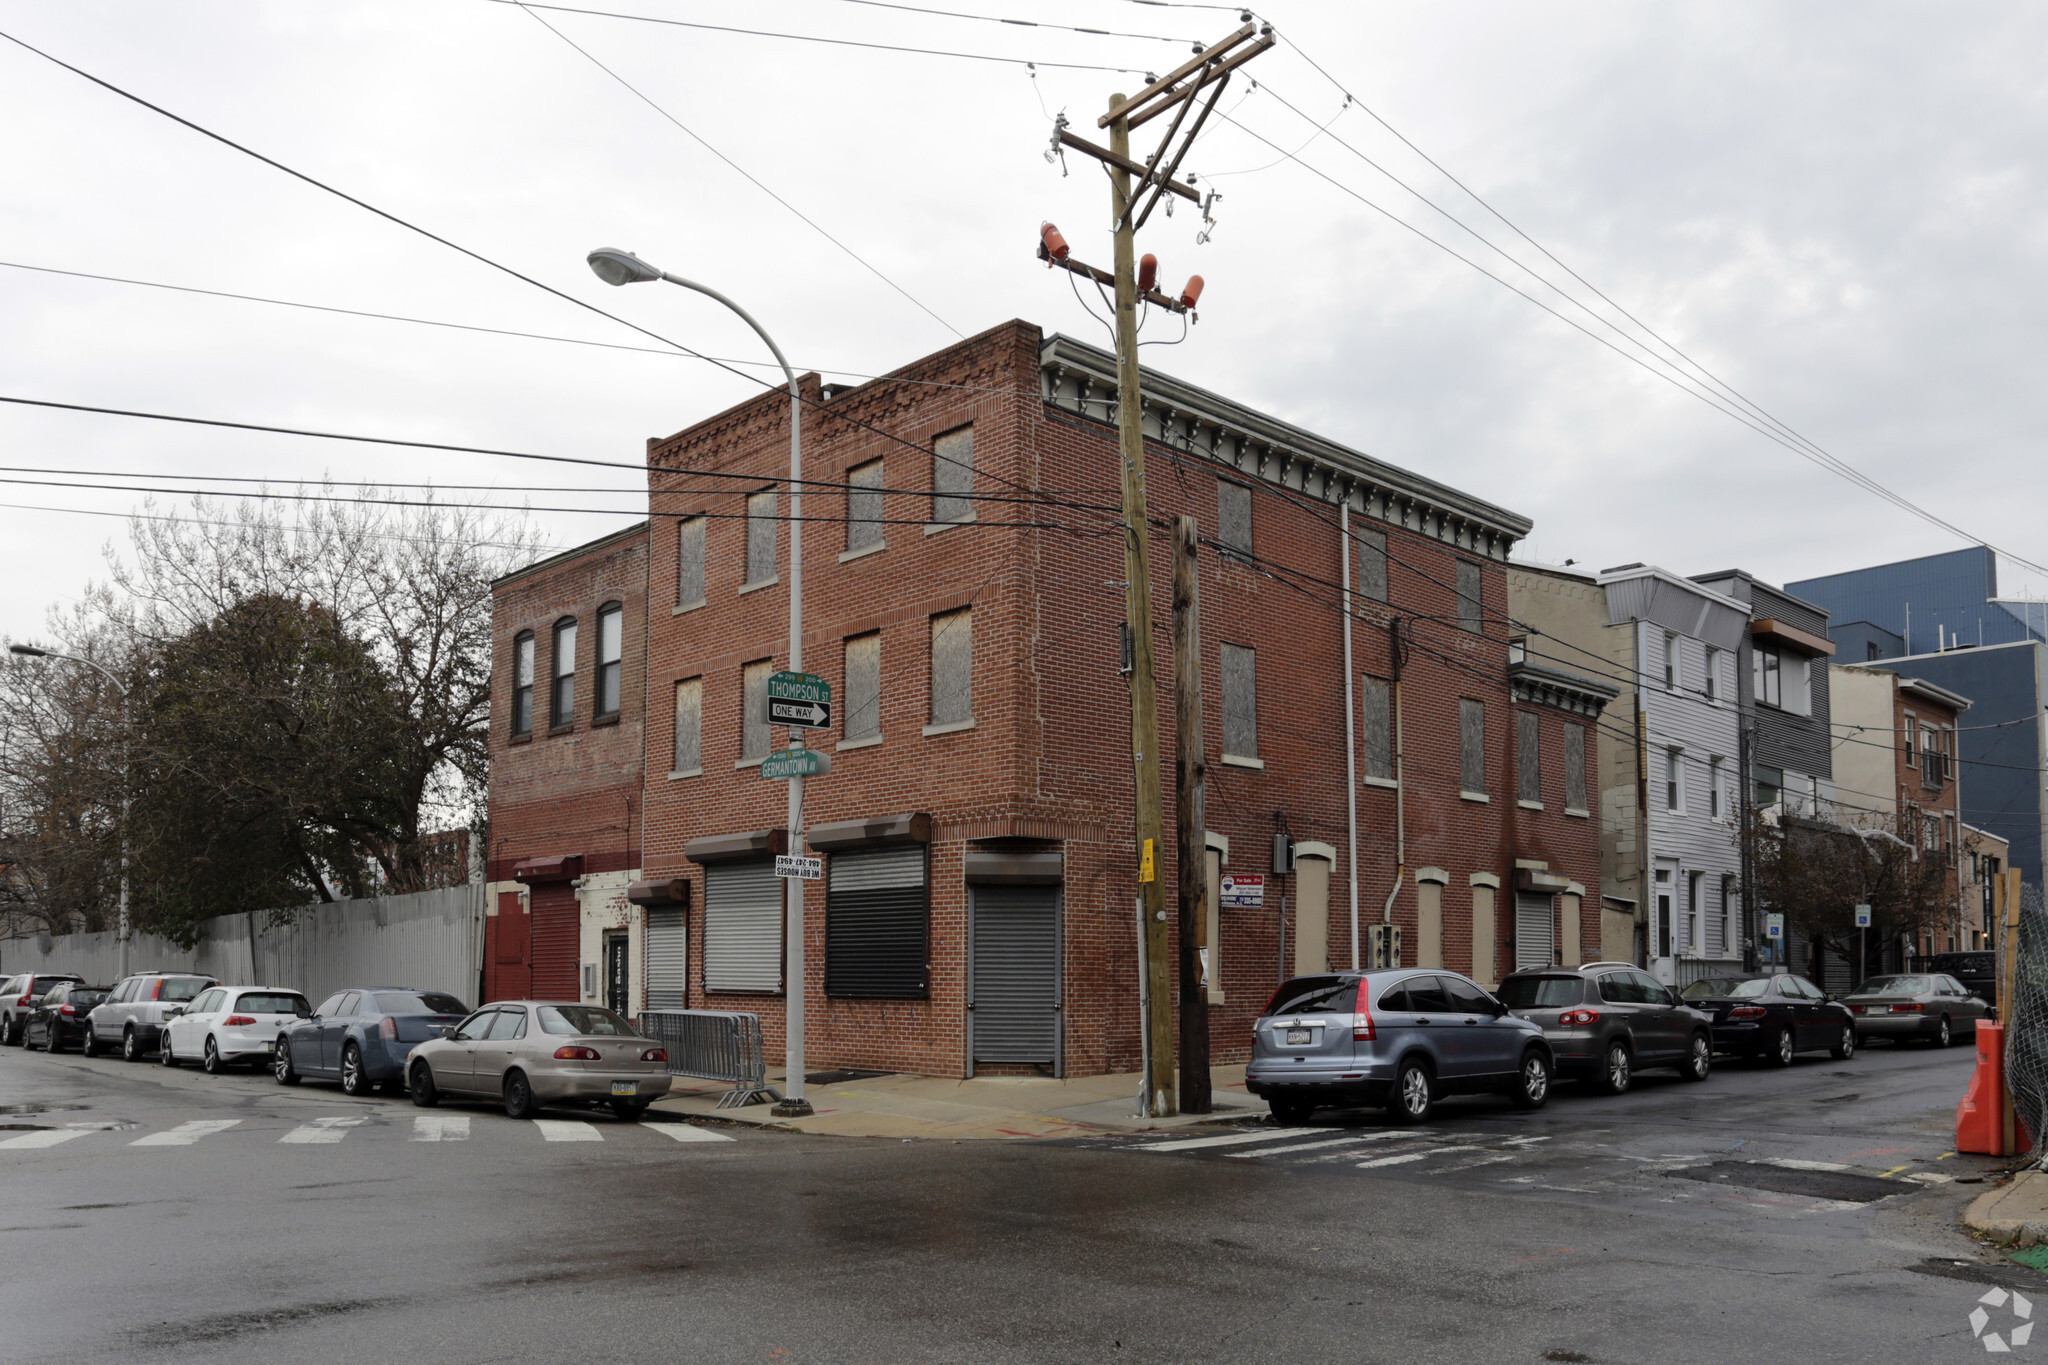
[585, 248, 814, 1119]
[10, 643, 132, 974]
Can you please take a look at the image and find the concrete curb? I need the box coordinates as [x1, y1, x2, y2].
[1965, 1170, 2048, 1246]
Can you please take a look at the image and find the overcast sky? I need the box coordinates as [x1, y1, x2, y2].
[3, 1, 2045, 644]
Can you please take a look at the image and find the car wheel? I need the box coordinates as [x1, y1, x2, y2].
[2, 1014, 19, 1046]
[340, 1043, 368, 1097]
[1764, 1026, 1795, 1067]
[1596, 1039, 1632, 1095]
[1387, 1058, 1434, 1122]
[1269, 1098, 1315, 1126]
[502, 1069, 537, 1120]
[1511, 1049, 1552, 1110]
[80, 1024, 101, 1058]
[1830, 1025, 1856, 1061]
[273, 1038, 303, 1085]
[159, 1033, 179, 1068]
[121, 1027, 144, 1063]
[202, 1038, 224, 1076]
[46, 1031, 65, 1055]
[410, 1063, 440, 1108]
[1934, 1015, 1953, 1048]
[1679, 1032, 1712, 1082]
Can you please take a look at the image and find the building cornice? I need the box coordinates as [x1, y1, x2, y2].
[1039, 333, 1533, 561]
[1508, 659, 1619, 718]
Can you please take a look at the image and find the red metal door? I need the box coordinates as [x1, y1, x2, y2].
[528, 882, 579, 1001]
[487, 892, 531, 1002]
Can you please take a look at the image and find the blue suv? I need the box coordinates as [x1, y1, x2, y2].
[1245, 969, 1553, 1124]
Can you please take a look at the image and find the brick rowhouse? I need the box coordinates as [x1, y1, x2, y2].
[486, 320, 1609, 1078]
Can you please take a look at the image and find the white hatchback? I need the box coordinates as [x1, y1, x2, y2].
[162, 986, 313, 1075]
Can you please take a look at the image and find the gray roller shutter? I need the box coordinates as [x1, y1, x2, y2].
[1514, 892, 1556, 971]
[704, 861, 782, 993]
[969, 884, 1060, 1067]
[826, 845, 928, 999]
[645, 908, 688, 1009]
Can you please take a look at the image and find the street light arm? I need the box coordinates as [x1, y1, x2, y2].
[9, 644, 125, 695]
[655, 273, 797, 390]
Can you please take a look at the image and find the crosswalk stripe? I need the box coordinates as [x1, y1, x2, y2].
[1225, 1131, 1428, 1159]
[642, 1122, 734, 1143]
[1136, 1128, 1325, 1153]
[131, 1120, 240, 1147]
[533, 1119, 602, 1143]
[0, 1128, 93, 1150]
[1355, 1144, 1481, 1169]
[411, 1116, 469, 1143]
[280, 1117, 367, 1145]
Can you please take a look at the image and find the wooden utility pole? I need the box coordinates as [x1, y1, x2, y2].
[1174, 514, 1211, 1113]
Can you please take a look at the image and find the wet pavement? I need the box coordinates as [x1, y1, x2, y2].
[0, 1034, 2034, 1362]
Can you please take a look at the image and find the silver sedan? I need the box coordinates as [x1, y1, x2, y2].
[404, 1001, 674, 1119]
[1844, 973, 1989, 1048]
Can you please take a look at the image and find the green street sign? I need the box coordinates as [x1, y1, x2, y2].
[760, 745, 831, 780]
[767, 670, 832, 729]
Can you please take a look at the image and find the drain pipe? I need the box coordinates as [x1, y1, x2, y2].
[1381, 618, 1407, 941]
[1341, 503, 1360, 971]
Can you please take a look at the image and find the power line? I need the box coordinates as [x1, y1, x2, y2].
[0, 498, 546, 552]
[802, 0, 1202, 44]
[513, 3, 965, 339]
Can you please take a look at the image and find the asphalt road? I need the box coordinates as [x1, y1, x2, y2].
[0, 1035, 2032, 1364]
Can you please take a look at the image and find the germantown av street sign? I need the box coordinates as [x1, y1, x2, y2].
[767, 671, 832, 729]
[760, 746, 831, 780]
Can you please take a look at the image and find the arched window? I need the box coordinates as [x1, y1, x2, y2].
[595, 602, 624, 719]
[510, 631, 535, 737]
[551, 617, 577, 728]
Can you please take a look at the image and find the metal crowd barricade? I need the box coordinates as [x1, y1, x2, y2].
[636, 1009, 782, 1109]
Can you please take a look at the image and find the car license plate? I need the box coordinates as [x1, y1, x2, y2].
[1286, 1028, 1311, 1046]
[610, 1082, 638, 1097]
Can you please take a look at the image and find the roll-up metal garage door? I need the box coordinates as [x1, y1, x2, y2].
[826, 845, 928, 998]
[529, 882, 579, 1001]
[1514, 891, 1556, 971]
[703, 861, 783, 994]
[644, 908, 688, 1008]
[969, 884, 1060, 1070]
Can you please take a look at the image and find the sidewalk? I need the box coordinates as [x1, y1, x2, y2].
[1966, 1169, 2048, 1246]
[647, 1064, 1270, 1139]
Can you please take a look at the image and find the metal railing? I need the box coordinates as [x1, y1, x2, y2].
[636, 1009, 782, 1109]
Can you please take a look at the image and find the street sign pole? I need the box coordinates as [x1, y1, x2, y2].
[776, 356, 812, 1122]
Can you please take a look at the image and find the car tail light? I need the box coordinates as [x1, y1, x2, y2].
[554, 1045, 601, 1060]
[381, 1017, 398, 1039]
[1849, 1005, 1865, 1014]
[1730, 1005, 1767, 1019]
[152, 980, 164, 1000]
[640, 1048, 667, 1063]
[1559, 1008, 1601, 1026]
[1353, 997, 1376, 1042]
[59, 1004, 75, 1016]
[16, 991, 32, 1006]
[224, 1015, 256, 1027]
[1891, 1003, 1924, 1013]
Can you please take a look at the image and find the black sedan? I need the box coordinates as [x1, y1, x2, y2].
[1686, 973, 1856, 1064]
[22, 983, 112, 1052]
[273, 987, 470, 1097]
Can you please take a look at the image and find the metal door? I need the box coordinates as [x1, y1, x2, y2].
[489, 892, 530, 1002]
[968, 884, 1060, 1074]
[703, 861, 783, 994]
[603, 933, 629, 1016]
[644, 909, 687, 1009]
[528, 882, 579, 1001]
[1514, 893, 1556, 970]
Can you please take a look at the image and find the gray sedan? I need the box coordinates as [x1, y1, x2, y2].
[1845, 973, 1989, 1047]
[403, 1001, 674, 1119]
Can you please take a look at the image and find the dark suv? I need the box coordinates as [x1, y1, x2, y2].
[1496, 962, 1714, 1095]
[2, 973, 83, 1045]
[1926, 952, 1996, 1013]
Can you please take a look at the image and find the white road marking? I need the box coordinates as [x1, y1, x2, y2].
[533, 1120, 602, 1143]
[1136, 1128, 1326, 1153]
[1225, 1133, 1416, 1159]
[1757, 1158, 1853, 1172]
[0, 1128, 93, 1150]
[642, 1123, 734, 1143]
[411, 1116, 469, 1143]
[1905, 1171, 1955, 1184]
[1355, 1144, 1481, 1169]
[1430, 1153, 1519, 1175]
[131, 1120, 240, 1147]
[279, 1117, 367, 1145]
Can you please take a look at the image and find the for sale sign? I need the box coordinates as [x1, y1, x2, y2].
[1220, 873, 1266, 909]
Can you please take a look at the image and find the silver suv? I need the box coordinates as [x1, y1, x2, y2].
[1245, 969, 1553, 1124]
[85, 972, 217, 1062]
[1497, 962, 1713, 1095]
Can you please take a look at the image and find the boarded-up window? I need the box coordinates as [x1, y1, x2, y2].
[933, 425, 974, 523]
[1518, 711, 1541, 804]
[1360, 674, 1393, 780]
[673, 677, 702, 774]
[1222, 644, 1259, 760]
[676, 517, 705, 607]
[846, 459, 883, 552]
[745, 491, 776, 584]
[1218, 480, 1252, 563]
[1456, 560, 1483, 633]
[741, 659, 771, 761]
[843, 632, 880, 742]
[1564, 722, 1587, 812]
[930, 609, 973, 726]
[1357, 527, 1388, 603]
[1459, 698, 1485, 795]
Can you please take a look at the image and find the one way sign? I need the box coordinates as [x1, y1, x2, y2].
[766, 671, 832, 730]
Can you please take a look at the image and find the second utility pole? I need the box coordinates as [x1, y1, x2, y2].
[1109, 98, 1176, 1118]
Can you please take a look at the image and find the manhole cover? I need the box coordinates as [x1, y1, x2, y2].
[1669, 1161, 1905, 1203]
